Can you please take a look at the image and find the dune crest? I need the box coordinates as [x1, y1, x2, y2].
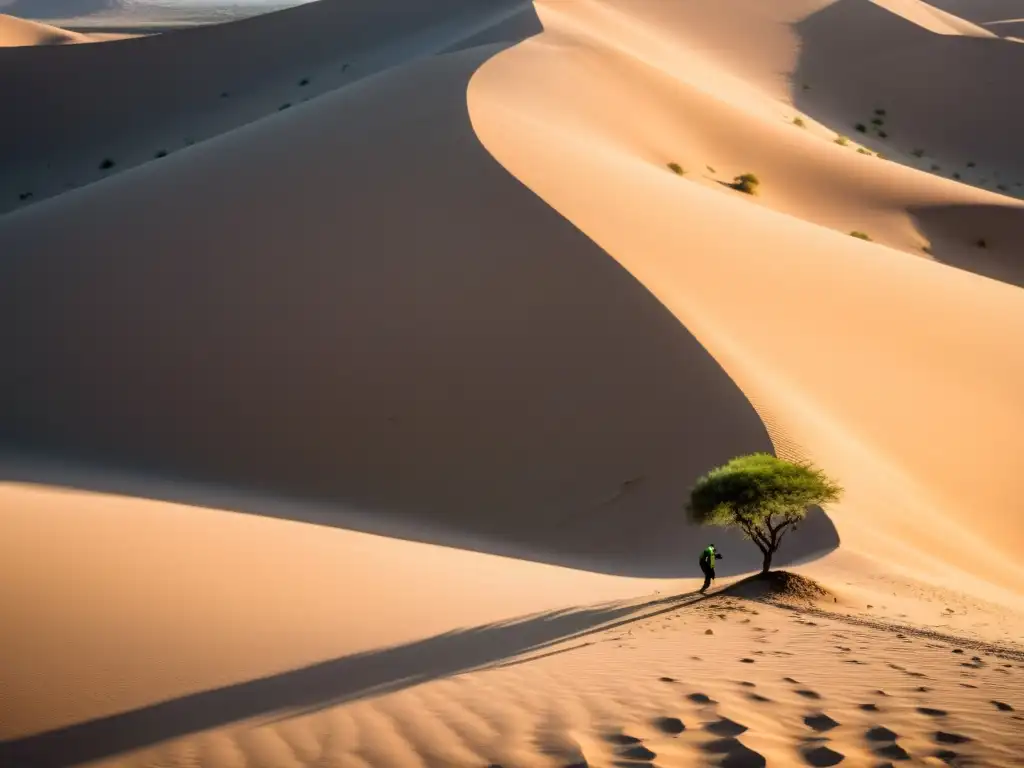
[2, 0, 1023, 765]
[0, 13, 90, 45]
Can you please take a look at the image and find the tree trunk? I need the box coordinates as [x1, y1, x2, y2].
[761, 548, 773, 574]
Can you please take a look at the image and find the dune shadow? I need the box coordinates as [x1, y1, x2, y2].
[909, 203, 1024, 288]
[790, 0, 1024, 183]
[0, 588, 702, 768]
[0, 27, 841, 577]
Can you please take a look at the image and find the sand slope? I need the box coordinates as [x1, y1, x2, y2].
[0, 13, 91, 45]
[2, 0, 1024, 765]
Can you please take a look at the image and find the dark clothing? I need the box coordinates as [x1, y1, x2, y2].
[700, 563, 715, 593]
[698, 546, 723, 593]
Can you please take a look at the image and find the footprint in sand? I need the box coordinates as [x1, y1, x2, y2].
[653, 716, 685, 735]
[801, 744, 845, 767]
[933, 731, 971, 745]
[874, 743, 911, 760]
[659, 676, 677, 683]
[704, 717, 749, 738]
[738, 681, 757, 687]
[784, 677, 802, 685]
[859, 703, 880, 712]
[804, 713, 840, 732]
[689, 692, 716, 705]
[916, 707, 947, 718]
[795, 689, 822, 700]
[701, 737, 766, 767]
[746, 692, 772, 703]
[865, 726, 910, 761]
[991, 700, 1014, 711]
[740, 658, 756, 663]
[865, 726, 898, 743]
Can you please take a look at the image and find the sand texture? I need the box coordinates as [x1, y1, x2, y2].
[1, 0, 1022, 765]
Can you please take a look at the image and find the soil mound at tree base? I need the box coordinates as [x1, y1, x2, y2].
[726, 570, 835, 606]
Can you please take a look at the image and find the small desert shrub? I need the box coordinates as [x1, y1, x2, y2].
[976, 238, 987, 248]
[835, 135, 849, 146]
[793, 116, 805, 127]
[850, 231, 871, 240]
[874, 108, 886, 116]
[922, 245, 932, 254]
[857, 147, 872, 155]
[953, 172, 961, 180]
[877, 130, 888, 139]
[707, 165, 716, 173]
[967, 161, 976, 168]
[99, 158, 115, 170]
[802, 83, 811, 90]
[997, 183, 1008, 192]
[930, 164, 941, 171]
[155, 150, 168, 158]
[279, 103, 292, 110]
[18, 191, 33, 201]
[911, 148, 925, 158]
[732, 173, 760, 194]
[871, 117, 884, 126]
[855, 123, 867, 133]
[220, 91, 230, 98]
[667, 162, 685, 176]
[299, 77, 311, 86]
[877, 152, 887, 159]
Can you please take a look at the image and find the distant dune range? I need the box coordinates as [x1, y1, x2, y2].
[1, 0, 1023, 765]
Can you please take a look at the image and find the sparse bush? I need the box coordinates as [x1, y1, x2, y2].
[857, 147, 872, 155]
[793, 116, 805, 127]
[687, 453, 843, 574]
[930, 164, 941, 171]
[155, 150, 168, 158]
[18, 191, 33, 201]
[911, 148, 925, 158]
[299, 77, 311, 86]
[874, 108, 886, 116]
[732, 173, 760, 194]
[976, 238, 987, 248]
[220, 91, 230, 98]
[871, 117, 884, 126]
[835, 135, 849, 146]
[877, 152, 887, 159]
[967, 161, 976, 168]
[855, 123, 867, 133]
[279, 103, 292, 110]
[802, 83, 811, 91]
[849, 231, 871, 240]
[953, 172, 961, 180]
[99, 158, 115, 170]
[877, 130, 888, 139]
[997, 184, 1008, 192]
[667, 162, 685, 176]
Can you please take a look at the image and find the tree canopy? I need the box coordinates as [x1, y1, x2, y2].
[688, 453, 843, 573]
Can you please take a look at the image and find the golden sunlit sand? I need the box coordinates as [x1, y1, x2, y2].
[1, 0, 1022, 766]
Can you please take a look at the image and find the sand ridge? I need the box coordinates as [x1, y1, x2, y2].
[1, 0, 1023, 765]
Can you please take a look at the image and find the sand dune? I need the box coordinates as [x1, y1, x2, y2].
[0, 13, 92, 45]
[2, 0, 1023, 765]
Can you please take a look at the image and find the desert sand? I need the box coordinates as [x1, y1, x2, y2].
[1, 0, 1022, 766]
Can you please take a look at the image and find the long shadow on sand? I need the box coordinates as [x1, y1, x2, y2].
[0, 26, 838, 577]
[0, 590, 705, 768]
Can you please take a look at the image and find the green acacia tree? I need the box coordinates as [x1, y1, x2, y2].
[688, 453, 843, 574]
